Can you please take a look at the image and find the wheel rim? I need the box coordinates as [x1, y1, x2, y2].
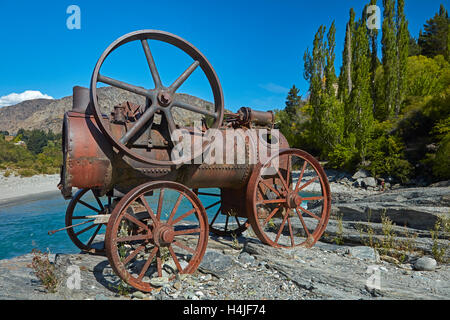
[194, 188, 249, 237]
[66, 188, 111, 254]
[105, 181, 208, 292]
[246, 149, 331, 248]
[90, 29, 224, 166]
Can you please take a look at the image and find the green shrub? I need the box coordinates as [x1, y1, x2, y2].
[18, 168, 38, 177]
[365, 122, 413, 182]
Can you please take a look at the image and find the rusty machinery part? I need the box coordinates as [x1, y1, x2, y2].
[60, 109, 114, 196]
[105, 181, 209, 292]
[90, 29, 224, 166]
[246, 149, 331, 248]
[65, 188, 113, 254]
[193, 188, 249, 237]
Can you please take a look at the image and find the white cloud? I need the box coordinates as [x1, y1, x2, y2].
[258, 83, 289, 94]
[0, 90, 54, 107]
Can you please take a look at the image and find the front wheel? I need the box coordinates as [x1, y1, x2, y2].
[105, 181, 209, 292]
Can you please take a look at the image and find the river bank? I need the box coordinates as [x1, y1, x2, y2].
[0, 173, 60, 207]
[0, 169, 448, 299]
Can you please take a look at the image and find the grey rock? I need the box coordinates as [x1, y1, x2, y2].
[361, 177, 377, 188]
[352, 169, 370, 180]
[238, 252, 256, 265]
[149, 276, 169, 287]
[347, 246, 379, 262]
[132, 291, 147, 299]
[199, 251, 236, 278]
[414, 257, 437, 271]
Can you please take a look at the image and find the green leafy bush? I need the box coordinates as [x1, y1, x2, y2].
[366, 122, 413, 182]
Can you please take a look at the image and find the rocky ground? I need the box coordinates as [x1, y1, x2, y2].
[0, 169, 448, 300]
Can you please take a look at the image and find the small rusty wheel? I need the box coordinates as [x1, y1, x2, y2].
[246, 149, 331, 248]
[66, 188, 112, 254]
[193, 188, 249, 237]
[105, 181, 208, 292]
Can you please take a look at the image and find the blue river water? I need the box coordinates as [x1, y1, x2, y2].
[0, 188, 230, 260]
[0, 188, 315, 260]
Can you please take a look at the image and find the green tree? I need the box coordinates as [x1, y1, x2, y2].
[380, 0, 397, 120]
[418, 4, 449, 58]
[368, 0, 380, 114]
[395, 0, 409, 116]
[349, 19, 374, 162]
[284, 85, 303, 117]
[338, 8, 355, 103]
[408, 33, 421, 56]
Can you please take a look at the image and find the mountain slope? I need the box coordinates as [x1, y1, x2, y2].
[0, 87, 215, 134]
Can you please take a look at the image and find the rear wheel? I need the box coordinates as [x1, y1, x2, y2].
[246, 149, 331, 248]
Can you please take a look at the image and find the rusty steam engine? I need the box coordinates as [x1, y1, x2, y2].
[54, 30, 331, 292]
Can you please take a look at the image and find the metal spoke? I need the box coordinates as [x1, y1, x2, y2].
[295, 208, 311, 238]
[173, 100, 217, 118]
[275, 211, 290, 244]
[168, 245, 183, 272]
[116, 234, 151, 242]
[92, 190, 104, 211]
[259, 198, 286, 204]
[204, 200, 221, 210]
[124, 212, 151, 232]
[156, 189, 165, 220]
[262, 205, 281, 226]
[300, 196, 324, 201]
[169, 60, 199, 92]
[156, 251, 162, 277]
[138, 246, 158, 281]
[119, 105, 157, 145]
[98, 74, 152, 98]
[209, 206, 221, 226]
[78, 200, 101, 213]
[167, 193, 183, 224]
[141, 39, 162, 88]
[294, 161, 307, 192]
[164, 110, 177, 135]
[171, 208, 196, 225]
[74, 222, 97, 236]
[297, 176, 319, 192]
[297, 205, 321, 220]
[260, 179, 282, 198]
[287, 217, 295, 246]
[122, 243, 147, 265]
[172, 241, 195, 254]
[139, 196, 159, 225]
[174, 227, 201, 236]
[86, 225, 102, 249]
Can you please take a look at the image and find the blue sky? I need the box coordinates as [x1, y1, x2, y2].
[0, 0, 446, 112]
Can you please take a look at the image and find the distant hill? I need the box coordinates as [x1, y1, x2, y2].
[0, 87, 215, 135]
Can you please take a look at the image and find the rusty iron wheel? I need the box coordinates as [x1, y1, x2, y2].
[105, 181, 208, 292]
[90, 29, 224, 166]
[65, 188, 112, 254]
[193, 188, 249, 237]
[246, 149, 331, 248]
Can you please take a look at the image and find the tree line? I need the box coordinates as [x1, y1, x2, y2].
[276, 2, 450, 183]
[0, 129, 62, 177]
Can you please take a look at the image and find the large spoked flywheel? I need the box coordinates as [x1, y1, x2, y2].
[90, 30, 224, 166]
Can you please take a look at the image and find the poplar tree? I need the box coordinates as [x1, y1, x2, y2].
[380, 0, 397, 120]
[395, 0, 409, 116]
[338, 9, 355, 102]
[350, 21, 374, 162]
[368, 0, 379, 113]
